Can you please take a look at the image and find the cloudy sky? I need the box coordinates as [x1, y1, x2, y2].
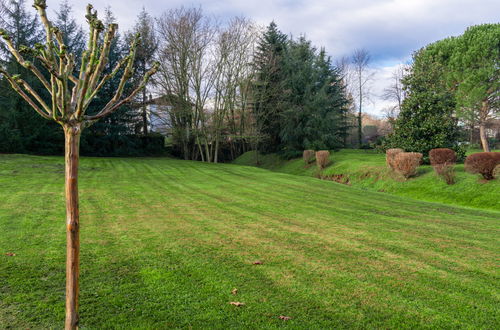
[45, 0, 499, 116]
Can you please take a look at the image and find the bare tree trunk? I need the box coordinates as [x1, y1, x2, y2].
[479, 123, 490, 152]
[357, 71, 363, 148]
[64, 124, 81, 330]
[142, 87, 148, 135]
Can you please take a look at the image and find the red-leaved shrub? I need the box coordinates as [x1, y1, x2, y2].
[303, 150, 315, 164]
[429, 148, 457, 184]
[386, 148, 404, 170]
[464, 152, 500, 180]
[393, 152, 423, 179]
[316, 150, 330, 169]
[429, 148, 456, 166]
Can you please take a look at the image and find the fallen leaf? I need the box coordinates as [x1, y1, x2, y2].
[5, 252, 16, 256]
[279, 315, 292, 321]
[231, 288, 238, 295]
[229, 301, 245, 307]
[252, 260, 263, 265]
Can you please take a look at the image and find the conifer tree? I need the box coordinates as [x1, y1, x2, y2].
[126, 8, 157, 134]
[253, 21, 287, 152]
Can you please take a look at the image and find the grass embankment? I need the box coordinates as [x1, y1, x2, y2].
[1, 154, 499, 328]
[233, 149, 500, 211]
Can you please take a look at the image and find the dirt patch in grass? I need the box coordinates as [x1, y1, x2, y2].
[317, 173, 351, 185]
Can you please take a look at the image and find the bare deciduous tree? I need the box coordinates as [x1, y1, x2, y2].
[382, 64, 406, 115]
[156, 8, 258, 162]
[156, 7, 216, 160]
[351, 48, 374, 147]
[0, 1, 158, 328]
[210, 17, 256, 162]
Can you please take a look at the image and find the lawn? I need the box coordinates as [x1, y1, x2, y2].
[1, 154, 499, 328]
[234, 149, 500, 211]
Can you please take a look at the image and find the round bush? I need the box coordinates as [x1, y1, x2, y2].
[393, 152, 423, 179]
[464, 152, 500, 180]
[315, 150, 330, 170]
[303, 150, 315, 164]
[429, 148, 456, 166]
[386, 148, 404, 170]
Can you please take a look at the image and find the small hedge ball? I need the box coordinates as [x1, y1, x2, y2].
[429, 148, 456, 166]
[315, 150, 330, 169]
[386, 148, 404, 170]
[464, 152, 500, 180]
[303, 150, 315, 164]
[393, 152, 423, 179]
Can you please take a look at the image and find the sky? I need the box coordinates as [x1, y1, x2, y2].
[44, 0, 500, 116]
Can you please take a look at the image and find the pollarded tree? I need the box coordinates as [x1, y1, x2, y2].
[0, 1, 159, 328]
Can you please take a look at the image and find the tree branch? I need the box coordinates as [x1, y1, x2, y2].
[0, 68, 53, 120]
[85, 62, 160, 122]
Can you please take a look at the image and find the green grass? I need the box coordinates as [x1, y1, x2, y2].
[233, 149, 500, 211]
[1, 154, 499, 328]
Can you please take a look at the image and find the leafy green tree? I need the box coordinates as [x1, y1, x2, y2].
[446, 24, 500, 151]
[384, 49, 462, 160]
[253, 21, 287, 152]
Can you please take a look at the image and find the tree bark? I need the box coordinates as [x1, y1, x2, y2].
[142, 87, 148, 135]
[64, 124, 81, 330]
[479, 123, 490, 152]
[358, 73, 362, 148]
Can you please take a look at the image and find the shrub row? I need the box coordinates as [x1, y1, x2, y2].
[386, 147, 500, 182]
[303, 149, 330, 169]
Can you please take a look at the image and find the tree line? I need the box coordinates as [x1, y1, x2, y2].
[0, 0, 352, 161]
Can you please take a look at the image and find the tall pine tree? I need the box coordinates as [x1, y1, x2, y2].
[252, 21, 287, 152]
[126, 8, 157, 135]
[280, 38, 348, 153]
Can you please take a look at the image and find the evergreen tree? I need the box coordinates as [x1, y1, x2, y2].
[126, 8, 157, 135]
[280, 38, 348, 153]
[252, 21, 287, 152]
[54, 0, 85, 57]
[0, 0, 61, 154]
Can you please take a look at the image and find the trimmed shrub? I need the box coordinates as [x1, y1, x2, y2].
[316, 150, 330, 169]
[429, 148, 456, 184]
[393, 152, 423, 179]
[429, 148, 456, 166]
[464, 152, 500, 180]
[386, 148, 404, 170]
[429, 148, 456, 165]
[303, 150, 315, 164]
